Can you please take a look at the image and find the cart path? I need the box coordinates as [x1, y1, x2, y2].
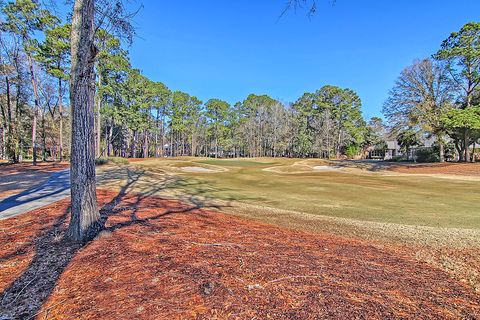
[0, 169, 70, 220]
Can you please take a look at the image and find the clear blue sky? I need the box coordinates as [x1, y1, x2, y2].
[67, 1, 480, 119]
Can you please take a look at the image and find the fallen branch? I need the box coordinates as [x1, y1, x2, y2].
[190, 241, 242, 248]
[6, 275, 37, 305]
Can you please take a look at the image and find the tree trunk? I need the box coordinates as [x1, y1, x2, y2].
[66, 0, 102, 242]
[95, 91, 101, 158]
[58, 78, 64, 161]
[215, 124, 218, 158]
[131, 130, 137, 158]
[142, 129, 148, 158]
[0, 77, 8, 160]
[472, 142, 476, 163]
[155, 107, 160, 157]
[27, 53, 40, 165]
[41, 111, 47, 161]
[438, 135, 445, 163]
[464, 130, 469, 163]
[161, 111, 165, 157]
[107, 119, 113, 156]
[438, 139, 445, 162]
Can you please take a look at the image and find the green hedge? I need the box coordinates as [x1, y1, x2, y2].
[95, 157, 129, 165]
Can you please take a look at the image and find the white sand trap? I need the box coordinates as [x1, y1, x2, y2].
[313, 165, 342, 171]
[181, 166, 217, 173]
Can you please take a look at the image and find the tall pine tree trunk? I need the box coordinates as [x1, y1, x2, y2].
[107, 119, 113, 156]
[95, 91, 101, 158]
[41, 111, 47, 161]
[58, 77, 64, 161]
[27, 54, 40, 165]
[66, 0, 102, 242]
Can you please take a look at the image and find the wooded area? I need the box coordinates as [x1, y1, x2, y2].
[0, 1, 479, 165]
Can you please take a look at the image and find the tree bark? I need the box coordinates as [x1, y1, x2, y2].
[438, 138, 445, 163]
[66, 0, 102, 242]
[27, 53, 40, 165]
[41, 111, 47, 161]
[107, 119, 113, 156]
[464, 129, 470, 163]
[95, 89, 101, 158]
[58, 77, 64, 161]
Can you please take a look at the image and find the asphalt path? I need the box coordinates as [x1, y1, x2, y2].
[0, 169, 70, 220]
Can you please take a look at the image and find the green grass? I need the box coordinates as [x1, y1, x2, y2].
[197, 159, 277, 167]
[96, 157, 129, 166]
[104, 157, 480, 230]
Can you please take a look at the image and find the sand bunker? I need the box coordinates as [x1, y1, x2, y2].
[181, 166, 218, 173]
[313, 165, 342, 171]
[264, 164, 346, 174]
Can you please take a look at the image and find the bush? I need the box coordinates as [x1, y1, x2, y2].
[95, 156, 129, 166]
[388, 155, 408, 162]
[345, 145, 360, 159]
[415, 148, 439, 163]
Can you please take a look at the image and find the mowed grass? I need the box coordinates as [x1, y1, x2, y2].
[197, 159, 277, 167]
[125, 157, 480, 229]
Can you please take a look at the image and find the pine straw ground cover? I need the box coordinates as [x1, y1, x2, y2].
[0, 190, 479, 319]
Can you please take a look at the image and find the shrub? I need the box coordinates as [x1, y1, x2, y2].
[388, 155, 408, 162]
[95, 156, 129, 166]
[415, 148, 439, 163]
[95, 157, 109, 165]
[345, 145, 360, 159]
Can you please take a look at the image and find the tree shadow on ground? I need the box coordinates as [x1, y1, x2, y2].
[330, 160, 414, 172]
[0, 170, 70, 214]
[0, 167, 240, 319]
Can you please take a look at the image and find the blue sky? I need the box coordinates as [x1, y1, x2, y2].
[64, 1, 480, 119]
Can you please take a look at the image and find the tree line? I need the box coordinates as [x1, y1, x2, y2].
[1, 1, 479, 168]
[383, 22, 480, 163]
[0, 0, 383, 164]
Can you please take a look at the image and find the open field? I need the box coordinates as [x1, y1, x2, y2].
[100, 158, 480, 229]
[95, 158, 480, 290]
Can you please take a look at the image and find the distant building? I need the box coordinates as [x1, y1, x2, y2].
[376, 136, 436, 160]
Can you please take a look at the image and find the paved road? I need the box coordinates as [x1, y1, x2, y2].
[0, 169, 70, 220]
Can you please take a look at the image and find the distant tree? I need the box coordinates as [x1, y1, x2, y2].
[186, 95, 203, 156]
[383, 59, 453, 162]
[442, 106, 480, 160]
[205, 98, 230, 158]
[1, 0, 58, 165]
[169, 91, 191, 156]
[365, 117, 387, 151]
[150, 81, 171, 157]
[315, 85, 365, 158]
[0, 35, 24, 163]
[37, 23, 70, 161]
[397, 129, 420, 160]
[435, 22, 480, 162]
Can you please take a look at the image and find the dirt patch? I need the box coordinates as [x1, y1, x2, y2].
[0, 190, 478, 319]
[390, 162, 480, 176]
